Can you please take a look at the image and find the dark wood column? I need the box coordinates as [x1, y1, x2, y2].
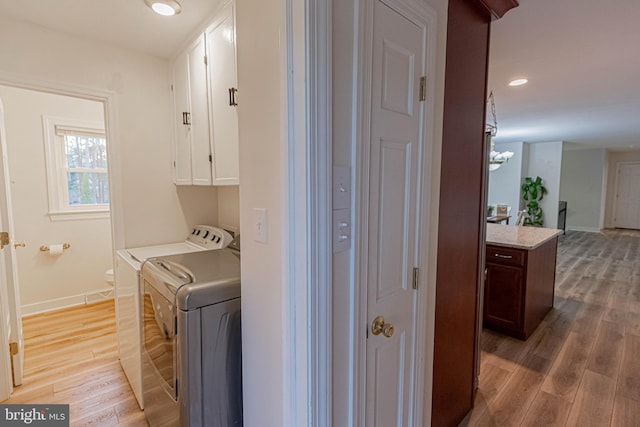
[431, 0, 518, 426]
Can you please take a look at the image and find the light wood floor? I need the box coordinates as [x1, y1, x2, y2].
[461, 229, 640, 427]
[1, 300, 147, 426]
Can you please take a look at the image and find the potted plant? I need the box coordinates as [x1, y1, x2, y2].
[487, 205, 495, 217]
[521, 176, 547, 226]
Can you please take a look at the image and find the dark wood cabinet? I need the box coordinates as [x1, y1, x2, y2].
[432, 0, 519, 425]
[483, 239, 558, 340]
[484, 261, 524, 331]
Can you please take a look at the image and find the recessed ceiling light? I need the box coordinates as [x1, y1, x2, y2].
[509, 79, 528, 87]
[145, 0, 182, 16]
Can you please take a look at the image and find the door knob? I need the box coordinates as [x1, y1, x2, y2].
[371, 316, 394, 338]
[14, 242, 26, 249]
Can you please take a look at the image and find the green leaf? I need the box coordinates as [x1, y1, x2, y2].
[521, 175, 548, 227]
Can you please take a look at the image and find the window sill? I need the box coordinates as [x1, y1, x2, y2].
[48, 209, 110, 222]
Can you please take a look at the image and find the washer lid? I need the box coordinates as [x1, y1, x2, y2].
[127, 241, 204, 263]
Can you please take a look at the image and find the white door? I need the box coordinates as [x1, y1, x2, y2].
[365, 2, 427, 425]
[0, 98, 24, 396]
[615, 163, 640, 229]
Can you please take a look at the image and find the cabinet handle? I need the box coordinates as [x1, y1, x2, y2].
[494, 253, 513, 259]
[229, 88, 238, 106]
[182, 112, 191, 126]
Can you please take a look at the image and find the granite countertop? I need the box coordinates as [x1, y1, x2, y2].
[486, 223, 563, 250]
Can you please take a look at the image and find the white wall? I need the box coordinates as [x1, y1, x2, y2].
[559, 148, 606, 231]
[489, 141, 581, 230]
[236, 1, 284, 425]
[216, 186, 240, 234]
[488, 141, 525, 216]
[526, 141, 563, 228]
[603, 149, 640, 227]
[0, 86, 113, 309]
[0, 18, 221, 249]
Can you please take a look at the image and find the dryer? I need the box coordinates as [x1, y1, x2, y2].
[115, 225, 232, 409]
[141, 249, 242, 427]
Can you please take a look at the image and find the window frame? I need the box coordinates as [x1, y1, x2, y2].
[42, 116, 110, 221]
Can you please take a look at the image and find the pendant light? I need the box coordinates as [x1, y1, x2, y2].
[486, 91, 514, 171]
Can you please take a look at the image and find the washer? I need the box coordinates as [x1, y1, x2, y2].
[115, 225, 232, 409]
[141, 249, 242, 427]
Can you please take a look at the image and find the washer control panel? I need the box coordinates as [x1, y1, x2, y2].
[187, 225, 233, 249]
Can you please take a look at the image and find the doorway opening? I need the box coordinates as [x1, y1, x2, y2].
[0, 84, 119, 403]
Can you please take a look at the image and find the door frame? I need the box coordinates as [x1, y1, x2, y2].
[353, 0, 439, 424]
[612, 161, 640, 229]
[0, 72, 121, 397]
[283, 0, 332, 425]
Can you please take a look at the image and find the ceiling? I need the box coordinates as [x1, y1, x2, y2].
[1, 0, 636, 150]
[0, 0, 223, 59]
[489, 0, 640, 150]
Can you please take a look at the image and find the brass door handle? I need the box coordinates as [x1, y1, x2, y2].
[14, 242, 26, 249]
[371, 316, 394, 338]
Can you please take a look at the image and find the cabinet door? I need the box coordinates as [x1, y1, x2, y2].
[206, 3, 240, 185]
[484, 263, 524, 332]
[172, 51, 192, 185]
[188, 35, 213, 185]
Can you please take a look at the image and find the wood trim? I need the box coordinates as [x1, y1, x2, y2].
[476, 0, 519, 20]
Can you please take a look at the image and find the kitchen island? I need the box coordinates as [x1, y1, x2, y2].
[483, 224, 563, 340]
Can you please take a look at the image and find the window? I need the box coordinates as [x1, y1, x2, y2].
[43, 116, 110, 220]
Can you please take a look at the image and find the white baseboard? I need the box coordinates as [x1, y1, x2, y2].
[566, 226, 602, 233]
[21, 288, 114, 317]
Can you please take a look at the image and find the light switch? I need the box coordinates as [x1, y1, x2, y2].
[253, 208, 268, 243]
[333, 166, 350, 210]
[333, 209, 351, 253]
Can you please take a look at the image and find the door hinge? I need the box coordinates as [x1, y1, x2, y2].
[209, 154, 213, 163]
[173, 161, 176, 168]
[419, 76, 427, 102]
[204, 56, 208, 66]
[412, 267, 419, 290]
[0, 232, 9, 249]
[170, 84, 174, 92]
[366, 324, 369, 339]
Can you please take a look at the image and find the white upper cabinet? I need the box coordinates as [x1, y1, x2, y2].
[171, 1, 239, 186]
[206, 3, 239, 186]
